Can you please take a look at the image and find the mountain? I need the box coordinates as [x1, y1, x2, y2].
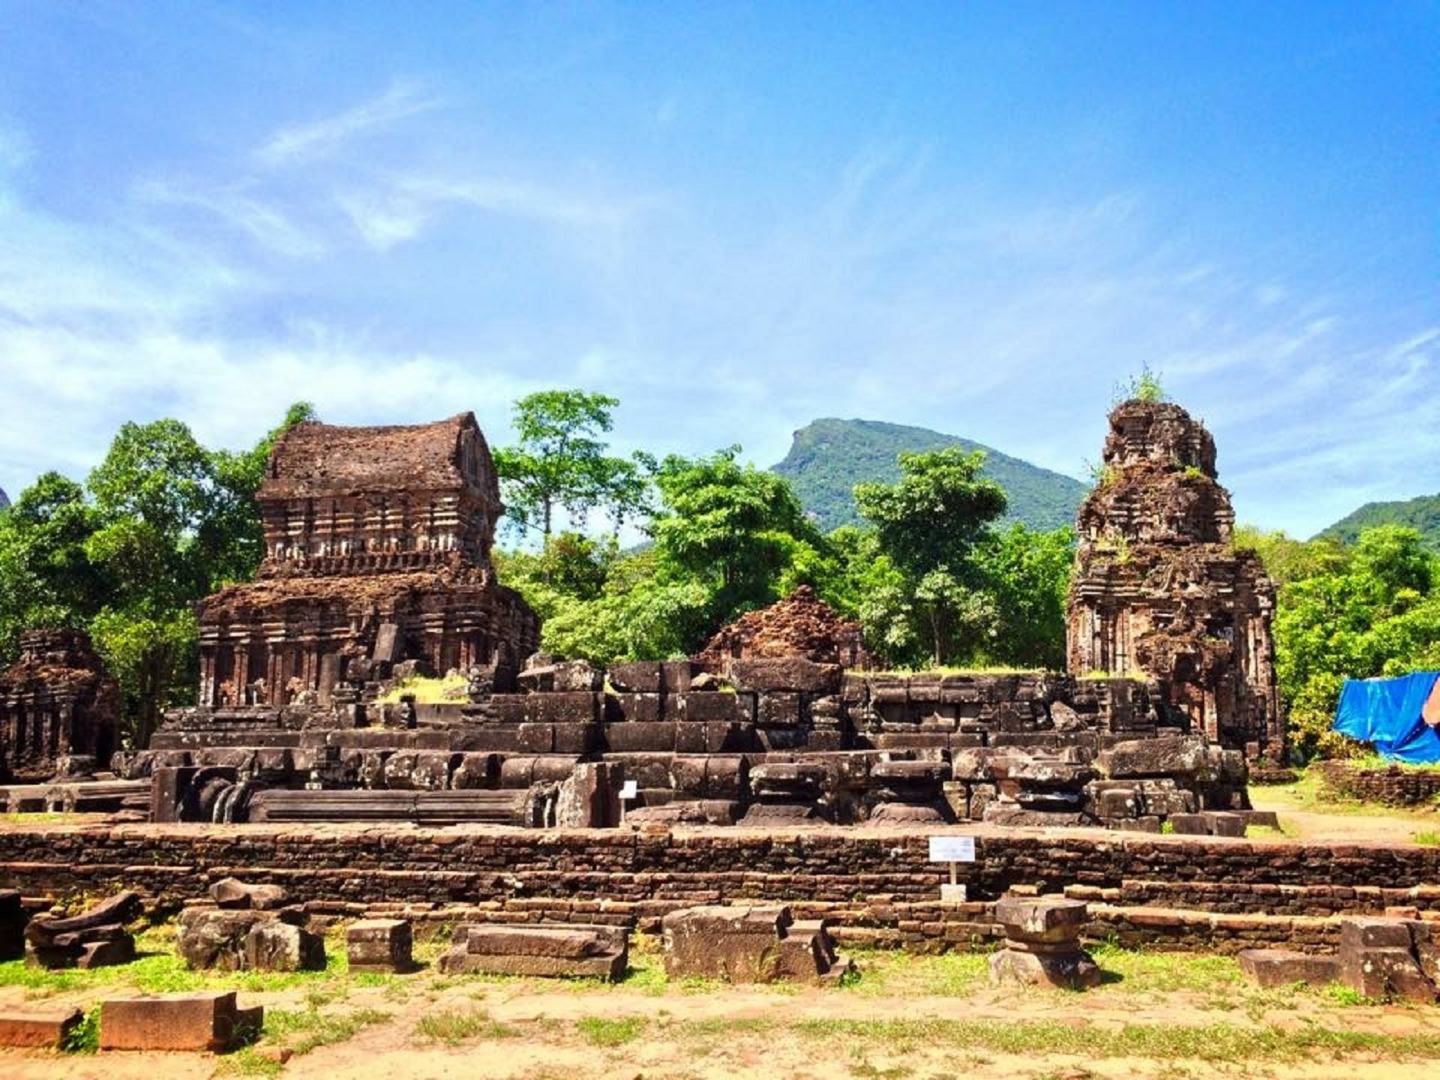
[1316, 494, 1440, 551]
[771, 418, 1088, 534]
[0, 485, 8, 510]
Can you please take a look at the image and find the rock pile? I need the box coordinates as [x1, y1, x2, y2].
[695, 586, 868, 667]
[25, 890, 139, 969]
[174, 879, 325, 972]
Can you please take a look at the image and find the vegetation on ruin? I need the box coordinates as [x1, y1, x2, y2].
[0, 403, 314, 745]
[1, 384, 1435, 759]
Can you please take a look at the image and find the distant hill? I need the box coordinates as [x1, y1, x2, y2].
[0, 485, 8, 510]
[1316, 494, 1440, 551]
[771, 418, 1088, 534]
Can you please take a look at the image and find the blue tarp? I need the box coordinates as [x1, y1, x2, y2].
[1333, 671, 1440, 763]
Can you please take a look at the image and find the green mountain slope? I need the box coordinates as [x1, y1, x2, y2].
[771, 418, 1088, 534]
[1316, 494, 1440, 551]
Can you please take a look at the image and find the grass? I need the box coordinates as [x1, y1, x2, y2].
[375, 672, 470, 705]
[263, 1004, 391, 1055]
[415, 1005, 521, 1045]
[1415, 831, 1440, 846]
[577, 1015, 647, 1046]
[789, 1017, 1440, 1063]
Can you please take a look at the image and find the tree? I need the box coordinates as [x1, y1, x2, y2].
[493, 390, 651, 543]
[1267, 525, 1440, 760]
[855, 447, 1007, 666]
[651, 447, 828, 626]
[972, 524, 1075, 669]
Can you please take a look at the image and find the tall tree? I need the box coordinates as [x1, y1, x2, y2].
[492, 390, 651, 542]
[651, 447, 828, 625]
[855, 447, 1007, 666]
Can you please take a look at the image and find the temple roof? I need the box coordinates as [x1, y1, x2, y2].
[259, 413, 500, 503]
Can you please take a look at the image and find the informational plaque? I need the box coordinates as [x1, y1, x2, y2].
[619, 780, 639, 800]
[928, 836, 976, 863]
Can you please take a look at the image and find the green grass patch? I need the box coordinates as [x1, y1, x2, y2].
[577, 1015, 646, 1046]
[415, 1006, 521, 1045]
[262, 1004, 390, 1055]
[841, 950, 989, 998]
[61, 1006, 100, 1054]
[1414, 831, 1440, 846]
[790, 1017, 1440, 1062]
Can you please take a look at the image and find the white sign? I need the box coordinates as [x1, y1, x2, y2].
[928, 836, 976, 863]
[619, 780, 639, 800]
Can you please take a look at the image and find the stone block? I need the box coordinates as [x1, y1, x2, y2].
[994, 898, 1090, 944]
[99, 990, 260, 1052]
[530, 692, 600, 725]
[382, 751, 455, 791]
[440, 923, 627, 980]
[605, 722, 677, 753]
[451, 752, 500, 789]
[661, 661, 698, 694]
[210, 877, 291, 911]
[1236, 949, 1340, 988]
[607, 662, 664, 694]
[346, 918, 413, 973]
[1095, 787, 1139, 819]
[517, 723, 555, 754]
[1339, 946, 1435, 1003]
[989, 946, 1100, 990]
[663, 905, 812, 983]
[1167, 812, 1210, 835]
[1099, 735, 1209, 779]
[610, 692, 662, 723]
[0, 1006, 83, 1048]
[673, 721, 708, 754]
[243, 921, 326, 972]
[1340, 918, 1415, 951]
[679, 691, 742, 724]
[551, 722, 599, 755]
[755, 692, 805, 726]
[176, 908, 269, 970]
[1202, 811, 1248, 837]
[725, 658, 842, 695]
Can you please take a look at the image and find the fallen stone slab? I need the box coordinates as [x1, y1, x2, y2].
[0, 1006, 84, 1048]
[438, 923, 627, 980]
[24, 890, 141, 948]
[346, 918, 414, 974]
[210, 878, 290, 911]
[175, 908, 271, 971]
[662, 905, 850, 984]
[99, 990, 262, 1052]
[243, 921, 326, 973]
[1236, 949, 1340, 989]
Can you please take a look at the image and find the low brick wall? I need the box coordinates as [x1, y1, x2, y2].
[1315, 760, 1440, 807]
[1, 822, 1436, 953]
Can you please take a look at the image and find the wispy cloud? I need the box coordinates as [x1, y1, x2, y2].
[254, 81, 440, 168]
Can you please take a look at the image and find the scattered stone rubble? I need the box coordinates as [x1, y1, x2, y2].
[1238, 914, 1440, 1003]
[0, 629, 120, 783]
[988, 897, 1101, 989]
[25, 889, 139, 969]
[1067, 400, 1283, 761]
[694, 585, 869, 667]
[437, 922, 629, 979]
[175, 879, 326, 973]
[661, 904, 852, 984]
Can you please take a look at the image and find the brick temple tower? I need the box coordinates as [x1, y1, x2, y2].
[1066, 400, 1283, 761]
[194, 413, 539, 709]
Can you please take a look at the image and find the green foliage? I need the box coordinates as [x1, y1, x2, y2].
[0, 404, 313, 744]
[1113, 362, 1166, 404]
[770, 418, 1086, 535]
[62, 1007, 101, 1054]
[854, 447, 1007, 666]
[971, 524, 1074, 670]
[1318, 493, 1440, 553]
[1259, 524, 1440, 761]
[493, 390, 651, 541]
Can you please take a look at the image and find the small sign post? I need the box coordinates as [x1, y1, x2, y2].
[928, 835, 976, 902]
[618, 779, 639, 826]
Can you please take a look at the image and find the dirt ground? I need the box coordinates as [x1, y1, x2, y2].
[6, 788, 1440, 1080]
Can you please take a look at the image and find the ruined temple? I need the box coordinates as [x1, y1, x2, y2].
[0, 629, 120, 781]
[694, 586, 869, 668]
[192, 414, 539, 710]
[1066, 400, 1282, 760]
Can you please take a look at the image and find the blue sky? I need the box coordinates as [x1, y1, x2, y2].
[0, 1, 1435, 537]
